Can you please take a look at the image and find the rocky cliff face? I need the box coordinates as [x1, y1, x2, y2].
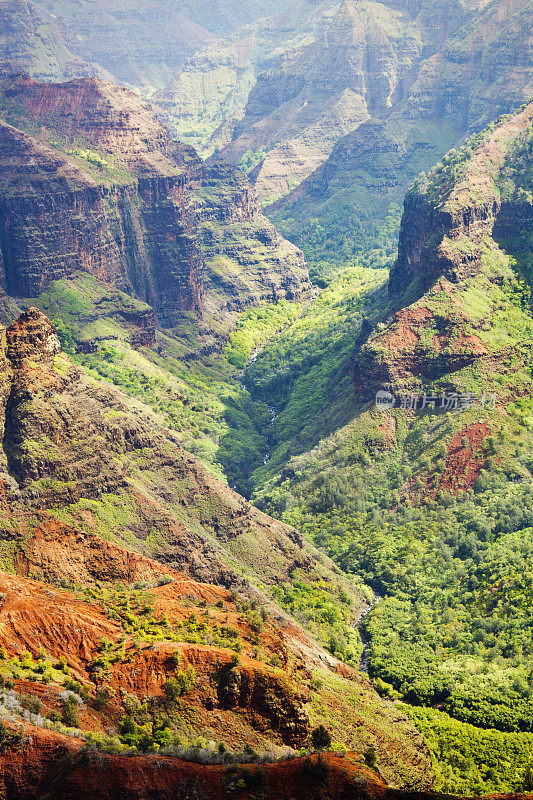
[0, 116, 203, 319]
[153, 0, 344, 154]
[0, 74, 200, 173]
[0, 75, 311, 329]
[354, 102, 533, 400]
[390, 104, 533, 296]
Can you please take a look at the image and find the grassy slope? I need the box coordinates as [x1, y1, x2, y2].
[244, 266, 389, 480]
[11, 275, 371, 666]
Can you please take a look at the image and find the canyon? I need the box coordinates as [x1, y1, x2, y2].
[0, 305, 436, 797]
[0, 2, 530, 797]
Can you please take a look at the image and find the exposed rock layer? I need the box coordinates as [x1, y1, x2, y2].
[0, 75, 311, 327]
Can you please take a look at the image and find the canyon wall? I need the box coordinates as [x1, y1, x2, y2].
[0, 76, 311, 327]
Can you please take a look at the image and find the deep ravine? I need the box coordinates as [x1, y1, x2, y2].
[358, 593, 381, 674]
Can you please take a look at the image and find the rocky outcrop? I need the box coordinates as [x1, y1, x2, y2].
[0, 309, 346, 598]
[390, 104, 533, 297]
[0, 75, 312, 327]
[5, 307, 61, 364]
[353, 102, 533, 399]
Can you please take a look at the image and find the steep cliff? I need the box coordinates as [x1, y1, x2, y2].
[0, 75, 311, 331]
[235, 109, 533, 796]
[219, 0, 428, 203]
[159, 0, 531, 220]
[241, 105, 533, 523]
[0, 0, 217, 87]
[354, 101, 533, 400]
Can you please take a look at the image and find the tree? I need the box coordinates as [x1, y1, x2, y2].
[311, 724, 332, 750]
[61, 697, 80, 727]
[524, 765, 533, 790]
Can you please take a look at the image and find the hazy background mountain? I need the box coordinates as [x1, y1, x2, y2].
[148, 0, 532, 277]
[0, 0, 298, 87]
[270, 0, 533, 272]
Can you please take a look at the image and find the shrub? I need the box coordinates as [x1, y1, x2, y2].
[93, 687, 109, 711]
[164, 666, 196, 704]
[364, 745, 377, 767]
[61, 697, 80, 727]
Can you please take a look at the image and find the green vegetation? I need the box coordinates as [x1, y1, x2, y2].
[242, 114, 533, 763]
[0, 721, 23, 753]
[273, 118, 457, 271]
[61, 695, 80, 727]
[238, 147, 268, 175]
[403, 704, 533, 795]
[27, 274, 306, 487]
[272, 579, 362, 666]
[283, 205, 401, 287]
[1, 86, 529, 793]
[224, 300, 301, 369]
[494, 118, 533, 286]
[242, 266, 388, 482]
[0, 647, 73, 687]
[77, 582, 245, 657]
[255, 404, 533, 730]
[414, 105, 532, 207]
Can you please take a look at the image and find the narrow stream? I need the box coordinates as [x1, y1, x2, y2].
[239, 345, 279, 466]
[358, 592, 381, 673]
